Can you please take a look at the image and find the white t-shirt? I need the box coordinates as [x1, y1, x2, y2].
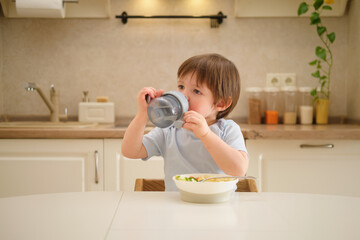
[142, 118, 248, 191]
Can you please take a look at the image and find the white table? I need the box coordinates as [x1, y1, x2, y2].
[0, 192, 122, 240]
[1, 192, 360, 240]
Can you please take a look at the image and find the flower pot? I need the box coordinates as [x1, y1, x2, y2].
[316, 98, 329, 124]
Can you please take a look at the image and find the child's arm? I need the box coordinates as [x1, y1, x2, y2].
[121, 87, 164, 159]
[200, 131, 249, 176]
[183, 111, 249, 176]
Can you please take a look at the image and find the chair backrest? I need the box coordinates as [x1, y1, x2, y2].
[134, 178, 165, 191]
[235, 178, 258, 192]
[134, 178, 258, 192]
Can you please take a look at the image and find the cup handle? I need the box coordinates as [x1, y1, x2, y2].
[145, 94, 151, 103]
[173, 120, 184, 129]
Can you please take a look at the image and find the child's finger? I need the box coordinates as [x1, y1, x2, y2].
[184, 116, 200, 125]
[155, 89, 164, 97]
[138, 87, 157, 105]
[183, 111, 193, 120]
[184, 112, 202, 122]
[182, 122, 195, 131]
[184, 111, 202, 119]
[143, 87, 157, 99]
[148, 87, 157, 98]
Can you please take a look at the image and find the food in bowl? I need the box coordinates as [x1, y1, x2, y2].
[172, 173, 239, 204]
[175, 175, 236, 182]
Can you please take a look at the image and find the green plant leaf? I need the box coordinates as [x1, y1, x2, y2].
[298, 2, 309, 16]
[310, 12, 321, 25]
[310, 88, 317, 96]
[313, 96, 319, 104]
[317, 26, 326, 36]
[327, 32, 336, 43]
[309, 60, 317, 66]
[319, 77, 327, 83]
[323, 5, 332, 10]
[312, 70, 320, 78]
[320, 76, 327, 80]
[313, 0, 324, 10]
[321, 81, 326, 88]
[316, 46, 327, 61]
[317, 61, 322, 69]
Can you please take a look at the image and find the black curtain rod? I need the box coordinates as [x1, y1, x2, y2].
[116, 11, 227, 28]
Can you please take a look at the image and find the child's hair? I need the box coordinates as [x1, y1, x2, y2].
[177, 53, 240, 119]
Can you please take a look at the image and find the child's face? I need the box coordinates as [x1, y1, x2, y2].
[177, 73, 218, 123]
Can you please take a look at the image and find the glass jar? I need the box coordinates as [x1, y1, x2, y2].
[246, 87, 262, 124]
[299, 87, 314, 125]
[264, 87, 279, 124]
[282, 86, 298, 125]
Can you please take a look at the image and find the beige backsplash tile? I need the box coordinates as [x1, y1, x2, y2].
[0, 0, 357, 120]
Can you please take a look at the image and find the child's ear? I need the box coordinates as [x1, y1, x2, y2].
[216, 97, 232, 111]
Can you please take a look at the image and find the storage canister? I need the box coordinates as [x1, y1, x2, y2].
[246, 87, 262, 124]
[264, 87, 279, 124]
[282, 86, 298, 125]
[299, 87, 314, 124]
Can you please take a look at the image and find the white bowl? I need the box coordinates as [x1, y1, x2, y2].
[172, 173, 239, 203]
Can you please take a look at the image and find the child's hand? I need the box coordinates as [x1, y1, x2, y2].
[183, 111, 210, 139]
[136, 87, 164, 114]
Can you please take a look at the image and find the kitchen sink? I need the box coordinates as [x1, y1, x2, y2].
[0, 121, 98, 128]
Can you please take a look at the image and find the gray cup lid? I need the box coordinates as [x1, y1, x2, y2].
[163, 91, 189, 114]
[147, 91, 189, 128]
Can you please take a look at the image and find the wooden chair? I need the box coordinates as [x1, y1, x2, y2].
[134, 178, 165, 191]
[235, 178, 258, 192]
[134, 178, 258, 192]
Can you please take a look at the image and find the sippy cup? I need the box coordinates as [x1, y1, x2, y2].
[147, 91, 189, 128]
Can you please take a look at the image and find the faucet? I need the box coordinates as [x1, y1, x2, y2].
[25, 82, 68, 122]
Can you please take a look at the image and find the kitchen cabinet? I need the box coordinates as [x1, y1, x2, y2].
[246, 139, 360, 197]
[104, 139, 164, 192]
[2, 135, 359, 197]
[0, 138, 164, 198]
[0, 0, 110, 18]
[235, 0, 348, 17]
[0, 139, 103, 198]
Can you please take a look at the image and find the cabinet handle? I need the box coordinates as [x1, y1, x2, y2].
[300, 144, 334, 148]
[94, 150, 99, 184]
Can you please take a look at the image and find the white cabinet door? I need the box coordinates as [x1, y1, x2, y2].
[1, 0, 110, 18]
[246, 140, 360, 197]
[0, 139, 103, 198]
[104, 139, 164, 192]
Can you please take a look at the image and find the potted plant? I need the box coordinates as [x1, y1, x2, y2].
[298, 0, 335, 124]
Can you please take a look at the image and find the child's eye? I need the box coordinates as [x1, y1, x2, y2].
[194, 89, 201, 95]
[178, 85, 184, 90]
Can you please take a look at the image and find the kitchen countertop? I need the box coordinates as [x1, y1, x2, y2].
[0, 122, 359, 139]
[1, 191, 359, 240]
[241, 123, 360, 140]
